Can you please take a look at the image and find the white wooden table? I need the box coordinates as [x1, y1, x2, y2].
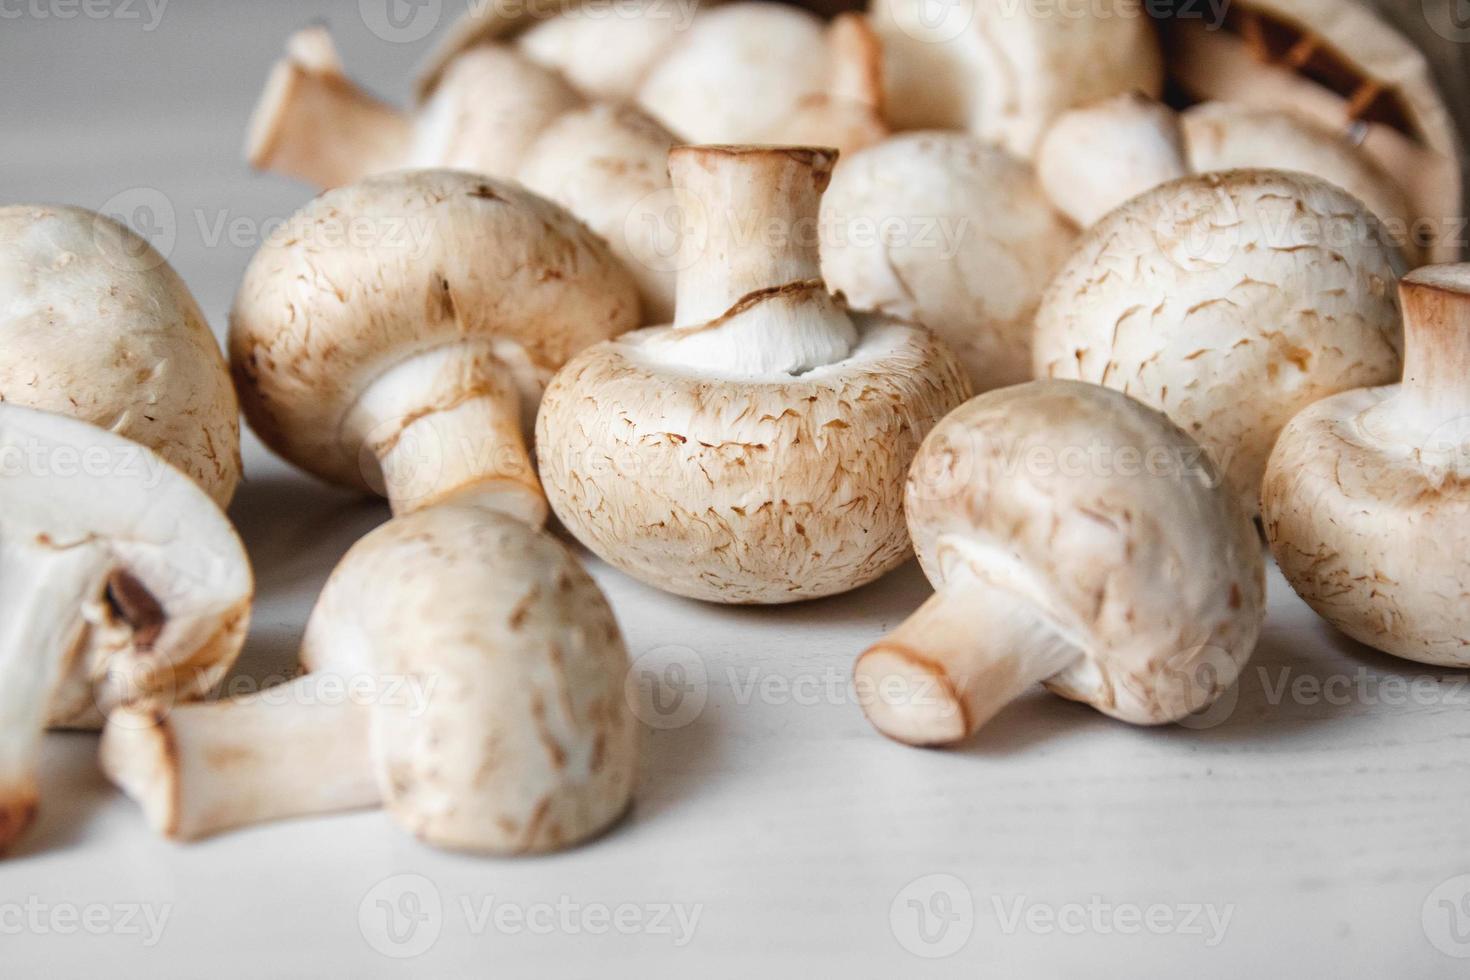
[3, 3, 1468, 976]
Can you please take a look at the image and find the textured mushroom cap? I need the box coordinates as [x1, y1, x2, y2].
[0, 406, 252, 729]
[537, 315, 972, 603]
[1033, 169, 1403, 514]
[518, 103, 678, 322]
[229, 169, 640, 493]
[635, 3, 829, 142]
[870, 0, 1163, 157]
[0, 206, 240, 507]
[907, 381, 1264, 724]
[300, 505, 638, 854]
[1262, 386, 1470, 665]
[820, 133, 1077, 393]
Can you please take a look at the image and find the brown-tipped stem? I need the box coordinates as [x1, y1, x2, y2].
[855, 574, 1083, 746]
[0, 541, 111, 853]
[346, 345, 547, 525]
[1398, 265, 1470, 422]
[101, 675, 380, 841]
[245, 26, 412, 188]
[668, 145, 838, 328]
[827, 13, 885, 113]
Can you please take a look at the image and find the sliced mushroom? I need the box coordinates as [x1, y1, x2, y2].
[1036, 94, 1419, 261]
[0, 405, 251, 852]
[0, 206, 241, 508]
[245, 26, 677, 318]
[856, 381, 1264, 746]
[103, 505, 638, 854]
[820, 132, 1077, 393]
[1032, 169, 1403, 515]
[1263, 265, 1470, 665]
[536, 145, 972, 604]
[229, 169, 640, 524]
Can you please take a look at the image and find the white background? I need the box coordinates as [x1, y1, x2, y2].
[3, 1, 1469, 976]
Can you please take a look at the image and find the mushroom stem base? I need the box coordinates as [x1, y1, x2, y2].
[856, 574, 1081, 746]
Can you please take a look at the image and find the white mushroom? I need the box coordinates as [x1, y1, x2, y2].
[1161, 0, 1463, 262]
[758, 12, 890, 159]
[102, 505, 638, 853]
[536, 145, 972, 604]
[1036, 94, 1418, 261]
[229, 169, 640, 524]
[0, 206, 241, 508]
[1032, 169, 1404, 515]
[1263, 264, 1470, 666]
[0, 405, 251, 852]
[820, 132, 1077, 393]
[245, 26, 677, 318]
[856, 380, 1264, 746]
[867, 0, 1164, 158]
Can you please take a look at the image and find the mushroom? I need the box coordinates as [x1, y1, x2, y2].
[245, 26, 677, 318]
[758, 13, 890, 159]
[102, 505, 638, 853]
[536, 144, 972, 604]
[867, 0, 1164, 158]
[1263, 264, 1470, 666]
[0, 404, 251, 852]
[229, 169, 640, 524]
[1160, 0, 1464, 262]
[819, 132, 1077, 393]
[1036, 94, 1418, 261]
[1032, 168, 1404, 515]
[855, 380, 1265, 746]
[0, 205, 241, 509]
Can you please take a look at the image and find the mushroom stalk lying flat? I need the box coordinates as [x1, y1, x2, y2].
[1032, 169, 1403, 516]
[103, 506, 639, 854]
[0, 206, 241, 509]
[536, 144, 972, 604]
[1263, 265, 1470, 666]
[0, 406, 251, 852]
[857, 381, 1265, 746]
[230, 169, 640, 523]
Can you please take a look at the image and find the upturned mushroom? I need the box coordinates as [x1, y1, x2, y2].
[536, 144, 972, 604]
[856, 381, 1265, 746]
[1032, 168, 1403, 515]
[102, 505, 639, 854]
[245, 26, 677, 318]
[1263, 265, 1470, 666]
[0, 205, 241, 508]
[1036, 94, 1417, 260]
[819, 132, 1077, 393]
[0, 405, 251, 852]
[229, 169, 640, 524]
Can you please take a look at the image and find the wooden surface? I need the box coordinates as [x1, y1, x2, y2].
[2, 2, 1469, 976]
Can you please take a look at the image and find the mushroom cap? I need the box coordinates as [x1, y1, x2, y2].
[1262, 384, 1470, 665]
[634, 3, 829, 143]
[870, 0, 1163, 157]
[907, 381, 1264, 724]
[516, 0, 695, 101]
[536, 314, 972, 603]
[300, 505, 638, 854]
[0, 206, 241, 508]
[820, 132, 1077, 393]
[229, 169, 640, 493]
[0, 405, 252, 729]
[1032, 169, 1403, 514]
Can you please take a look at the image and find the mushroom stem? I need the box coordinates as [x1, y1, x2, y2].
[245, 27, 411, 188]
[669, 145, 837, 328]
[1397, 268, 1470, 422]
[0, 540, 110, 851]
[348, 345, 547, 524]
[855, 572, 1083, 746]
[101, 675, 381, 841]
